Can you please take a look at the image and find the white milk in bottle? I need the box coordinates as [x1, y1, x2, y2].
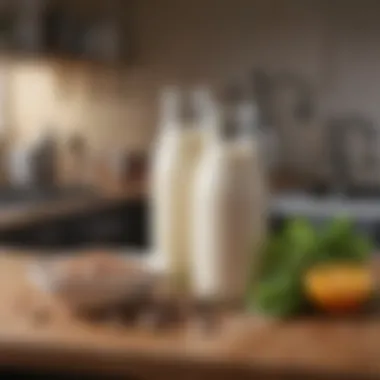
[191, 103, 266, 303]
[150, 88, 211, 289]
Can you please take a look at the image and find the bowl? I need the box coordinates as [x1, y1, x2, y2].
[29, 252, 158, 313]
[303, 262, 374, 314]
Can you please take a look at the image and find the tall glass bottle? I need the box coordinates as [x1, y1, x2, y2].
[191, 101, 267, 305]
[150, 87, 212, 291]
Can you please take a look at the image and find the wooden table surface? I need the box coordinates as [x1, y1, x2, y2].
[1, 252, 380, 379]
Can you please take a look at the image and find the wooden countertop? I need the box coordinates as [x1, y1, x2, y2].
[1, 252, 380, 379]
[0, 182, 146, 231]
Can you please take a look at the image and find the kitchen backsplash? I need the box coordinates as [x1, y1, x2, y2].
[6, 60, 155, 152]
[3, 0, 380, 187]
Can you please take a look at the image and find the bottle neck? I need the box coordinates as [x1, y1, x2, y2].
[204, 102, 259, 151]
[206, 108, 246, 137]
[159, 87, 216, 133]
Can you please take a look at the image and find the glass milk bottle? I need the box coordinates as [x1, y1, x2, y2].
[150, 87, 212, 290]
[191, 102, 267, 305]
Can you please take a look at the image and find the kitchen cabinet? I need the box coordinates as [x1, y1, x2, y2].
[0, 199, 148, 250]
[0, 0, 130, 67]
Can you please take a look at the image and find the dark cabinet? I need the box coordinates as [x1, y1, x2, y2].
[0, 200, 148, 250]
[30, 223, 65, 246]
[0, 0, 128, 65]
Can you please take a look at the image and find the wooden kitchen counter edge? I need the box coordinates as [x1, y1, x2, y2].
[0, 253, 379, 379]
[0, 182, 146, 230]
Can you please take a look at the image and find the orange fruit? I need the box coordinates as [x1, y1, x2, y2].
[304, 263, 374, 314]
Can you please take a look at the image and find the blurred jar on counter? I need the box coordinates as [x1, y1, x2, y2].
[7, 143, 34, 187]
[7, 129, 59, 189]
[31, 130, 58, 188]
[60, 134, 90, 188]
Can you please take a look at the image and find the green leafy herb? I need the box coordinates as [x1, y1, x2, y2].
[248, 217, 373, 318]
[315, 217, 372, 264]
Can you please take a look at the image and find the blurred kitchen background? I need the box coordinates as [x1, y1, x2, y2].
[0, 0, 379, 249]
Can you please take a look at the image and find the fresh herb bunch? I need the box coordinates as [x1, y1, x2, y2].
[248, 217, 373, 318]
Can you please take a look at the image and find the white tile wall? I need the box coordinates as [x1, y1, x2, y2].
[6, 0, 380, 184]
